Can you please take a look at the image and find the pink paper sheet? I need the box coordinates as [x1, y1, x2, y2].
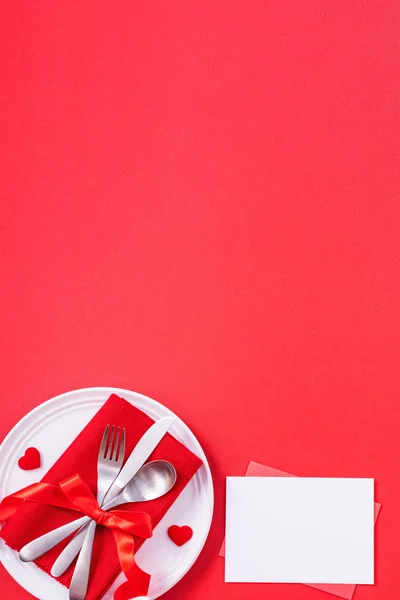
[220, 461, 381, 600]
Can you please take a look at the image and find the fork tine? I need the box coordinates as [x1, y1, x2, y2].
[105, 425, 115, 459]
[111, 427, 121, 461]
[99, 425, 110, 458]
[118, 428, 126, 464]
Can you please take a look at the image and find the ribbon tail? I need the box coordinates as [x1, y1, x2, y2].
[0, 482, 77, 522]
[0, 495, 25, 522]
[0, 475, 152, 600]
[112, 530, 151, 599]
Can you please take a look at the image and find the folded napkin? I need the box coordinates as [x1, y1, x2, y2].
[1, 394, 203, 600]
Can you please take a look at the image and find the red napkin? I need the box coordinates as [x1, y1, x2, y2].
[1, 394, 203, 600]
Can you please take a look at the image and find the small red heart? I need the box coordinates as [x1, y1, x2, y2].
[18, 447, 41, 471]
[168, 525, 193, 547]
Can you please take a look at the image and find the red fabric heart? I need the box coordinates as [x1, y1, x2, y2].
[168, 525, 193, 547]
[18, 447, 41, 470]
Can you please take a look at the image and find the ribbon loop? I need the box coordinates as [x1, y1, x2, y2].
[0, 474, 152, 598]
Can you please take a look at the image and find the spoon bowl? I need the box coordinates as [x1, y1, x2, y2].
[114, 460, 177, 505]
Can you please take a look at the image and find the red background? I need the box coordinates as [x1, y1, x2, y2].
[1, 2, 399, 599]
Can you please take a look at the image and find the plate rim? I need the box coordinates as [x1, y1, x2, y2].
[0, 386, 214, 599]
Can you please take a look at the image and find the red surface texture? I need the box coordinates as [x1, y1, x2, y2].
[1, 2, 399, 599]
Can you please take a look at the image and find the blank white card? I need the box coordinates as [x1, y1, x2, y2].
[225, 477, 374, 584]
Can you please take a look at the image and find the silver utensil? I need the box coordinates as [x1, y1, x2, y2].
[53, 459, 176, 577]
[68, 460, 177, 599]
[19, 424, 126, 563]
[54, 416, 175, 579]
[19, 417, 173, 563]
[67, 416, 174, 600]
[101, 416, 175, 506]
[95, 425, 126, 507]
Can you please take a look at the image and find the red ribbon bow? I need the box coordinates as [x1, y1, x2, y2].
[0, 474, 152, 599]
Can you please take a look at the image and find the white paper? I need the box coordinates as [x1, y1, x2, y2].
[225, 477, 374, 585]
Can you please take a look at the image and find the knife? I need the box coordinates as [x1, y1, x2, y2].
[20, 416, 174, 564]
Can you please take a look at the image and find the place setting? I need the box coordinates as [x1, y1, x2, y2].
[0, 387, 213, 600]
[0, 387, 379, 600]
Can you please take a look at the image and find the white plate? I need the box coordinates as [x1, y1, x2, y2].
[0, 387, 214, 599]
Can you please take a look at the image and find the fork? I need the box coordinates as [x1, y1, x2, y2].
[93, 425, 126, 509]
[69, 426, 126, 599]
[19, 425, 126, 562]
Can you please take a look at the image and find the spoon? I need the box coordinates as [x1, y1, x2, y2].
[19, 460, 176, 569]
[51, 459, 177, 579]
[68, 460, 177, 600]
[51, 460, 176, 578]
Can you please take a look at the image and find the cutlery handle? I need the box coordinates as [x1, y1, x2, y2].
[19, 516, 90, 562]
[50, 491, 131, 576]
[68, 521, 97, 600]
[51, 525, 89, 577]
